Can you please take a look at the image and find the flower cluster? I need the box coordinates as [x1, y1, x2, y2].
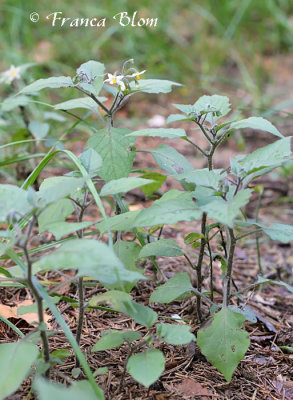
[104, 60, 145, 91]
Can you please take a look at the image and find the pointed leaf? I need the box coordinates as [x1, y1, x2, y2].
[150, 273, 193, 304]
[201, 189, 253, 227]
[101, 177, 154, 196]
[156, 323, 195, 345]
[20, 76, 74, 94]
[54, 97, 107, 111]
[92, 330, 141, 352]
[134, 191, 202, 227]
[197, 308, 250, 381]
[230, 117, 283, 138]
[139, 239, 183, 258]
[122, 301, 158, 327]
[130, 79, 181, 94]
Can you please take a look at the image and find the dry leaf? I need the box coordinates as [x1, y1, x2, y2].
[175, 378, 213, 399]
[0, 299, 52, 328]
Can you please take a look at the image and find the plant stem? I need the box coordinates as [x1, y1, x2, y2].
[236, 228, 263, 241]
[23, 241, 50, 376]
[75, 201, 86, 367]
[255, 190, 263, 275]
[119, 344, 133, 392]
[223, 228, 237, 307]
[206, 241, 214, 301]
[184, 137, 208, 157]
[195, 212, 207, 321]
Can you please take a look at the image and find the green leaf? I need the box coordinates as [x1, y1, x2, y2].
[97, 210, 141, 233]
[54, 97, 107, 111]
[37, 176, 85, 206]
[130, 79, 181, 94]
[89, 290, 133, 312]
[230, 117, 283, 138]
[43, 221, 94, 240]
[76, 60, 105, 96]
[127, 349, 165, 387]
[86, 127, 135, 182]
[127, 128, 186, 139]
[279, 346, 293, 352]
[139, 172, 167, 196]
[231, 137, 292, 185]
[28, 121, 50, 140]
[149, 144, 194, 175]
[174, 169, 225, 189]
[166, 114, 193, 124]
[0, 184, 33, 222]
[122, 301, 158, 327]
[193, 95, 231, 123]
[197, 308, 250, 382]
[228, 305, 257, 323]
[1, 95, 30, 112]
[92, 330, 141, 352]
[256, 222, 293, 243]
[201, 189, 253, 227]
[33, 378, 99, 400]
[156, 323, 196, 345]
[114, 241, 142, 292]
[34, 239, 146, 289]
[101, 177, 154, 196]
[134, 191, 202, 227]
[79, 148, 102, 176]
[150, 272, 193, 304]
[0, 342, 39, 399]
[20, 76, 74, 94]
[139, 239, 183, 258]
[256, 276, 293, 294]
[38, 198, 73, 233]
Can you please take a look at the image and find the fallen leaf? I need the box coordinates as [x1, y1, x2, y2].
[175, 378, 213, 399]
[0, 299, 52, 328]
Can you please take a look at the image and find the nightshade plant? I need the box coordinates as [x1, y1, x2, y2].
[0, 59, 293, 399]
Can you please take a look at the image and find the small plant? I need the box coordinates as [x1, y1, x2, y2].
[0, 59, 292, 399]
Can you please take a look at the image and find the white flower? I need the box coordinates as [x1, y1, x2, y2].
[130, 70, 146, 80]
[1, 65, 21, 83]
[104, 73, 126, 91]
